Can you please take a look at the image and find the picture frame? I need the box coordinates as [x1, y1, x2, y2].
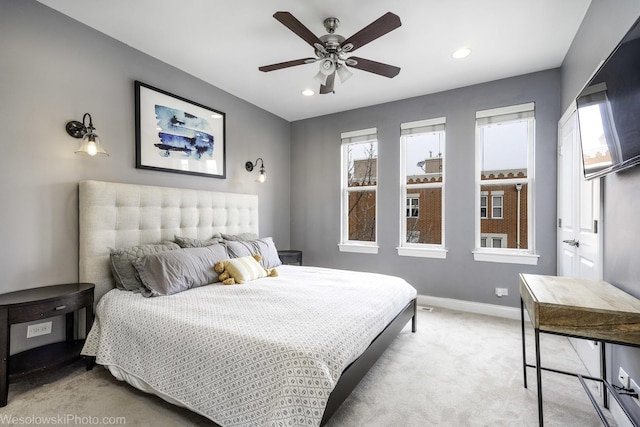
[135, 81, 226, 179]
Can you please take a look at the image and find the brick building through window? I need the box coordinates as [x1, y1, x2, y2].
[349, 159, 526, 249]
[480, 169, 528, 249]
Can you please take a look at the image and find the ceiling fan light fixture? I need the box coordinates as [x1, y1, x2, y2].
[319, 58, 335, 75]
[314, 70, 329, 85]
[314, 43, 326, 55]
[259, 11, 402, 94]
[336, 64, 353, 83]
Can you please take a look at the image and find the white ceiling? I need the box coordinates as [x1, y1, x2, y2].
[38, 0, 591, 122]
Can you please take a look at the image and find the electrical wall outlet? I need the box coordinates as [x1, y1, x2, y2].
[26, 321, 52, 338]
[495, 288, 508, 297]
[618, 366, 629, 388]
[619, 367, 630, 388]
[631, 378, 640, 408]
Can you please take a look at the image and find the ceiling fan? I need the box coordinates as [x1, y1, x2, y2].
[259, 11, 401, 94]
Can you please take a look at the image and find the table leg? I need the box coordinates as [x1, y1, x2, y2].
[85, 304, 93, 338]
[601, 341, 608, 409]
[65, 312, 74, 341]
[84, 305, 95, 371]
[535, 328, 544, 426]
[0, 309, 9, 407]
[521, 298, 527, 388]
[412, 299, 417, 333]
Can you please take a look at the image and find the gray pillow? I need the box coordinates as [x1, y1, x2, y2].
[225, 237, 282, 269]
[133, 244, 229, 297]
[221, 232, 259, 242]
[175, 234, 223, 248]
[110, 241, 180, 291]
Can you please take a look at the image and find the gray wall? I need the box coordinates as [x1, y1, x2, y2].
[0, 1, 291, 351]
[562, 0, 640, 420]
[290, 69, 561, 306]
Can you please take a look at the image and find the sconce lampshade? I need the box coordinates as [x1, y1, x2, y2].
[257, 166, 266, 183]
[246, 158, 266, 183]
[75, 131, 108, 156]
[66, 113, 108, 157]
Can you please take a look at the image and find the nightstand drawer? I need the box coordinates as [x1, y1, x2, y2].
[8, 293, 91, 323]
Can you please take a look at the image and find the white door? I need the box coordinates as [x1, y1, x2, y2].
[557, 105, 603, 376]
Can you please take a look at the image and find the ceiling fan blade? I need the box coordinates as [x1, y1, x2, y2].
[273, 11, 323, 48]
[259, 58, 316, 72]
[320, 72, 336, 94]
[341, 12, 401, 52]
[347, 57, 400, 78]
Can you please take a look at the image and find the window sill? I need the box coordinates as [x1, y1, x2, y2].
[472, 250, 539, 265]
[397, 247, 447, 259]
[338, 243, 379, 254]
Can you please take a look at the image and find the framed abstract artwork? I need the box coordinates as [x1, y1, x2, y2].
[135, 81, 226, 178]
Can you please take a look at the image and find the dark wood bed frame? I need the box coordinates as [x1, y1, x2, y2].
[321, 297, 417, 424]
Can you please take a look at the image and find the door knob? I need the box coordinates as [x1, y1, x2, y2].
[562, 239, 580, 247]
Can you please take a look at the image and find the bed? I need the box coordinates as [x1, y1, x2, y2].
[78, 180, 417, 427]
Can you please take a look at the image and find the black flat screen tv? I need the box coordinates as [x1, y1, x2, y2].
[576, 17, 640, 180]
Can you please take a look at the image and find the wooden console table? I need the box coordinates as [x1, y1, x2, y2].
[520, 273, 640, 426]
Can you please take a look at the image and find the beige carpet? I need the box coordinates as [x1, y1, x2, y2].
[0, 308, 616, 426]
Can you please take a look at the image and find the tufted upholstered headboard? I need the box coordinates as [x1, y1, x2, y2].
[78, 180, 259, 302]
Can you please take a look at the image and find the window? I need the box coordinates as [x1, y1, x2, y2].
[480, 234, 506, 248]
[480, 194, 488, 219]
[474, 103, 538, 265]
[491, 194, 503, 219]
[406, 196, 419, 218]
[398, 117, 447, 259]
[339, 128, 378, 253]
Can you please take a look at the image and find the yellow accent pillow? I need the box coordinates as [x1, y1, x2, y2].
[225, 255, 267, 284]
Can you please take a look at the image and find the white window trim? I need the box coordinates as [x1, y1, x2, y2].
[472, 249, 540, 265]
[339, 243, 379, 254]
[398, 117, 446, 259]
[398, 246, 448, 259]
[474, 103, 537, 265]
[339, 128, 378, 254]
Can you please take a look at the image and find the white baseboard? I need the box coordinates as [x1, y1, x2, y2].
[609, 394, 634, 427]
[417, 294, 529, 322]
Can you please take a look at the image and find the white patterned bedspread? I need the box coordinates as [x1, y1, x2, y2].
[82, 265, 416, 427]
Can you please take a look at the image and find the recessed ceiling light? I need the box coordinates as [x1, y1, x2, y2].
[452, 47, 472, 59]
[302, 89, 314, 96]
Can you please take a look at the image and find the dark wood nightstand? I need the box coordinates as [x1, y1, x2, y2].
[0, 283, 94, 406]
[278, 250, 303, 266]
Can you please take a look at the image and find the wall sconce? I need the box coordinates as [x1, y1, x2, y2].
[245, 158, 266, 183]
[65, 113, 108, 156]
